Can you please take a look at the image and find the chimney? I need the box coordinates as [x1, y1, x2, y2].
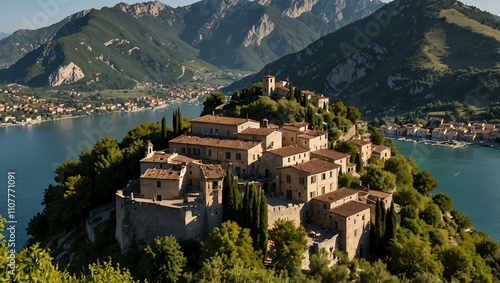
[262, 118, 269, 128]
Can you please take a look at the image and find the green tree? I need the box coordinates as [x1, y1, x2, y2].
[346, 106, 361, 124]
[389, 231, 443, 278]
[413, 171, 438, 196]
[368, 126, 385, 145]
[384, 138, 398, 156]
[268, 219, 308, 276]
[200, 221, 262, 268]
[361, 167, 397, 192]
[358, 260, 399, 283]
[160, 116, 167, 149]
[355, 152, 363, 171]
[451, 209, 472, 229]
[394, 187, 423, 208]
[419, 203, 442, 228]
[338, 172, 361, 188]
[222, 168, 240, 223]
[257, 193, 269, 260]
[433, 193, 453, 212]
[335, 141, 358, 163]
[142, 235, 187, 283]
[201, 92, 226, 116]
[438, 246, 474, 282]
[82, 260, 138, 283]
[384, 202, 397, 256]
[384, 156, 414, 187]
[333, 101, 347, 117]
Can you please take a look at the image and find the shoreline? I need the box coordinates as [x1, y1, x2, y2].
[0, 98, 197, 129]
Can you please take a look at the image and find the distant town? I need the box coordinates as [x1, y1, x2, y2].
[0, 83, 222, 127]
[379, 118, 500, 147]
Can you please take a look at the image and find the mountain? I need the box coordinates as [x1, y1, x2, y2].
[0, 0, 383, 88]
[0, 10, 90, 70]
[0, 33, 10, 40]
[228, 0, 500, 113]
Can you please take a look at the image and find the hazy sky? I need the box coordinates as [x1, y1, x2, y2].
[1, 0, 499, 33]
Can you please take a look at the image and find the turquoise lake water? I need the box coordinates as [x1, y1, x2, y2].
[395, 140, 500, 240]
[0, 106, 498, 249]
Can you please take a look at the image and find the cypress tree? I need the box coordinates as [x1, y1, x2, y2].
[176, 107, 182, 135]
[258, 192, 268, 260]
[222, 168, 233, 222]
[160, 116, 167, 149]
[384, 201, 397, 256]
[374, 200, 384, 257]
[355, 152, 363, 171]
[172, 110, 178, 137]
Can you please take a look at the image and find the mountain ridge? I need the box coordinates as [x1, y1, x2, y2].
[227, 0, 500, 113]
[0, 0, 384, 88]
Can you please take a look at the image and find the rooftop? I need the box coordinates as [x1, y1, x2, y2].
[268, 145, 310, 157]
[141, 168, 182, 180]
[239, 127, 277, 136]
[140, 152, 199, 164]
[359, 190, 392, 201]
[169, 134, 262, 150]
[312, 188, 359, 204]
[330, 201, 371, 217]
[285, 158, 341, 174]
[282, 122, 309, 131]
[312, 149, 349, 160]
[372, 145, 390, 153]
[298, 130, 327, 139]
[191, 115, 258, 126]
[201, 164, 225, 180]
[351, 139, 371, 146]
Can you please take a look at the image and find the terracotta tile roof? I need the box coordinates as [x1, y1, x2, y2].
[169, 134, 262, 150]
[312, 188, 359, 204]
[287, 158, 341, 174]
[298, 130, 327, 139]
[372, 145, 390, 153]
[239, 128, 277, 136]
[142, 168, 182, 180]
[358, 190, 392, 200]
[268, 145, 310, 157]
[191, 115, 258, 126]
[312, 149, 349, 160]
[330, 201, 370, 217]
[201, 164, 225, 180]
[283, 122, 309, 131]
[140, 151, 173, 163]
[140, 152, 199, 164]
[351, 139, 371, 146]
[263, 75, 275, 78]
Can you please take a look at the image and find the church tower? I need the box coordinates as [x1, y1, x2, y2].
[262, 75, 275, 96]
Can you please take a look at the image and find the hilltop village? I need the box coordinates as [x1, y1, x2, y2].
[115, 75, 394, 265]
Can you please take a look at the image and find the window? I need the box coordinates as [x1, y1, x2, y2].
[291, 137, 294, 141]
[310, 191, 316, 198]
[354, 228, 358, 237]
[253, 154, 256, 160]
[208, 149, 212, 156]
[212, 181, 218, 189]
[181, 148, 185, 154]
[288, 157, 291, 162]
[354, 219, 356, 224]
[311, 175, 316, 184]
[330, 171, 333, 178]
[299, 177, 305, 185]
[323, 204, 327, 210]
[321, 173, 326, 180]
[286, 175, 291, 183]
[293, 156, 296, 161]
[298, 192, 301, 198]
[226, 152, 231, 160]
[362, 215, 365, 221]
[236, 153, 242, 160]
[156, 181, 161, 188]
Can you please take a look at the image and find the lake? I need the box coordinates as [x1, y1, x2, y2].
[1, 108, 499, 250]
[0, 102, 203, 249]
[395, 140, 500, 240]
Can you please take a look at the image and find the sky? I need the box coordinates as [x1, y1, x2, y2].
[0, 0, 499, 33]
